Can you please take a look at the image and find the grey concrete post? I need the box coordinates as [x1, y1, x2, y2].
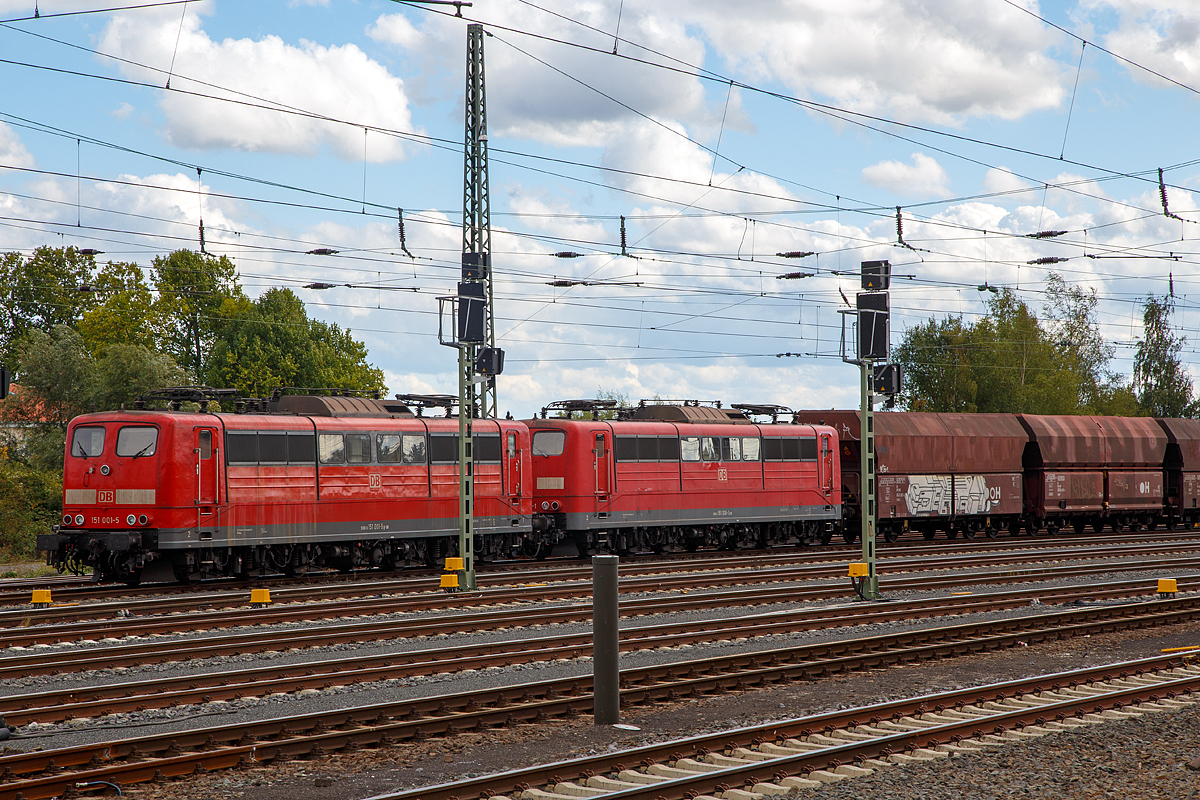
[592, 555, 620, 725]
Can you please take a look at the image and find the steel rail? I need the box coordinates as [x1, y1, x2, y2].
[2, 602, 1199, 800]
[6, 575, 1199, 724]
[0, 559, 1196, 671]
[3, 547, 1199, 641]
[5, 529, 1194, 606]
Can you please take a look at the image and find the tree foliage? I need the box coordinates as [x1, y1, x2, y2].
[0, 246, 100, 365]
[895, 281, 1140, 416]
[150, 250, 246, 381]
[1133, 295, 1196, 418]
[205, 288, 385, 397]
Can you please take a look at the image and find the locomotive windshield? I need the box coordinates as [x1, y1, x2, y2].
[532, 430, 565, 456]
[71, 426, 105, 458]
[115, 426, 158, 458]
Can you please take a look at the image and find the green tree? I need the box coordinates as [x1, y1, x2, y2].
[3, 326, 187, 471]
[0, 246, 99, 365]
[151, 250, 245, 381]
[1133, 295, 1196, 418]
[204, 288, 385, 396]
[893, 315, 977, 412]
[77, 260, 166, 354]
[971, 290, 1077, 415]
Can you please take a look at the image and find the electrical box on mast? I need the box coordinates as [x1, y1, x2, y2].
[873, 363, 901, 395]
[861, 259, 891, 290]
[474, 347, 504, 376]
[856, 292, 889, 361]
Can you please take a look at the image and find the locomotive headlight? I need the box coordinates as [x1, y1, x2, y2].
[127, 514, 137, 526]
[63, 514, 72, 525]
[138, 514, 148, 525]
[74, 514, 85, 525]
[551, 501, 560, 511]
[541, 501, 550, 511]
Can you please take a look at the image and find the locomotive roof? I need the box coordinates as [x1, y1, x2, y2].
[268, 394, 415, 418]
[629, 404, 752, 423]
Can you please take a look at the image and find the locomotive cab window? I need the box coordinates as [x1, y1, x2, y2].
[319, 434, 346, 464]
[115, 426, 158, 458]
[532, 430, 565, 457]
[71, 426, 105, 458]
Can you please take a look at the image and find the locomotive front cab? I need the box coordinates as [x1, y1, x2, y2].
[42, 413, 184, 582]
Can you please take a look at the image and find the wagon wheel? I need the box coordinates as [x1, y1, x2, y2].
[945, 527, 959, 540]
[882, 527, 900, 544]
[984, 526, 998, 539]
[961, 526, 976, 540]
[922, 528, 936, 541]
[842, 529, 858, 545]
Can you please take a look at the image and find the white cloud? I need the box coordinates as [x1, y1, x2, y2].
[1087, 1, 1200, 88]
[983, 166, 1033, 195]
[861, 152, 950, 197]
[0, 122, 34, 169]
[111, 102, 135, 119]
[98, 6, 420, 161]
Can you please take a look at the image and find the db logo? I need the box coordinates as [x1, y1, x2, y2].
[368, 473, 382, 489]
[98, 490, 115, 503]
[718, 469, 728, 482]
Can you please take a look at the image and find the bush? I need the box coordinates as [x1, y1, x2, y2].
[0, 459, 60, 561]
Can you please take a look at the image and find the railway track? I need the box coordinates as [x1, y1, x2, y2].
[373, 653, 1200, 800]
[2, 543, 1197, 636]
[2, 598, 1198, 800]
[3, 529, 1197, 606]
[2, 575, 1198, 725]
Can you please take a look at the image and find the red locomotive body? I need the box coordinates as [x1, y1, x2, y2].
[526, 401, 841, 555]
[44, 393, 532, 582]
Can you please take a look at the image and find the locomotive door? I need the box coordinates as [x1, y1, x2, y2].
[194, 427, 219, 508]
[505, 431, 521, 498]
[819, 433, 834, 497]
[594, 433, 611, 501]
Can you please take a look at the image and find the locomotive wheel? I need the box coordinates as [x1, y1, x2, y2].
[819, 528, 834, 546]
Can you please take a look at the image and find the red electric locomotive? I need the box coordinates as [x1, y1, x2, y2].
[40, 390, 533, 583]
[526, 400, 843, 556]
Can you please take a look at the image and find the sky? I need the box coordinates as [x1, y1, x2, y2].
[1, 0, 1198, 418]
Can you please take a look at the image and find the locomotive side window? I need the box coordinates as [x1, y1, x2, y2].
[226, 432, 258, 463]
[319, 434, 346, 464]
[637, 437, 659, 461]
[378, 434, 403, 463]
[700, 437, 719, 462]
[475, 435, 502, 462]
[115, 426, 158, 458]
[658, 436, 680, 460]
[71, 426, 105, 458]
[429, 435, 457, 463]
[614, 436, 638, 462]
[346, 434, 372, 464]
[742, 437, 761, 461]
[680, 437, 700, 461]
[259, 433, 288, 463]
[403, 434, 427, 464]
[288, 433, 316, 463]
[532, 431, 565, 456]
[799, 438, 818, 461]
[721, 437, 742, 461]
[780, 438, 801, 460]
